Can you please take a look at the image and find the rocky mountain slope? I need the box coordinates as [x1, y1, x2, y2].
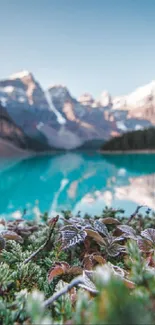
[0, 71, 49, 109]
[0, 70, 154, 151]
[0, 103, 51, 154]
[0, 103, 28, 149]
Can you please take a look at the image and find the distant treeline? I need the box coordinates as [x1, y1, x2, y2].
[102, 127, 155, 151]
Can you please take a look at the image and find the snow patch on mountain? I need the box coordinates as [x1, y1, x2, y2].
[135, 124, 144, 130]
[0, 97, 7, 107]
[10, 70, 32, 80]
[2, 86, 15, 93]
[116, 121, 127, 131]
[45, 91, 66, 124]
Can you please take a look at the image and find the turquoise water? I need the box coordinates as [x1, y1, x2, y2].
[0, 152, 155, 220]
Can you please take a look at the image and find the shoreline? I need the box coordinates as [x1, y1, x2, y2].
[100, 149, 155, 155]
[0, 138, 33, 158]
[1, 137, 155, 159]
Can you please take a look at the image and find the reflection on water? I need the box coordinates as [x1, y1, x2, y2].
[0, 152, 155, 219]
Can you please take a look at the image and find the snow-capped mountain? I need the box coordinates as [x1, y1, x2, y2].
[0, 70, 49, 109]
[47, 84, 117, 141]
[113, 81, 155, 110]
[112, 81, 155, 122]
[47, 82, 152, 137]
[0, 71, 154, 152]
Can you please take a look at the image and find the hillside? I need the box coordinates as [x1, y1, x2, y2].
[101, 127, 155, 151]
[0, 104, 51, 153]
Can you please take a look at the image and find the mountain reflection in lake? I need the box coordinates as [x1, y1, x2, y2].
[0, 152, 155, 219]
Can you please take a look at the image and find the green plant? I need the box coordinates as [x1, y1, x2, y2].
[0, 207, 155, 324]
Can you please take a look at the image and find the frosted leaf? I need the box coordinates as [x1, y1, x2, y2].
[138, 238, 153, 252]
[117, 225, 137, 240]
[79, 270, 98, 294]
[94, 220, 109, 237]
[106, 243, 126, 257]
[141, 228, 155, 243]
[60, 225, 87, 249]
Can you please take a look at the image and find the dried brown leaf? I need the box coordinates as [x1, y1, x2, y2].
[83, 253, 106, 270]
[67, 266, 83, 276]
[102, 218, 121, 225]
[83, 255, 94, 270]
[48, 262, 70, 283]
[85, 229, 106, 245]
[93, 254, 106, 265]
[1, 231, 23, 243]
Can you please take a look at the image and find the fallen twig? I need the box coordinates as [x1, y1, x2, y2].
[43, 276, 84, 308]
[127, 205, 146, 225]
[23, 216, 59, 264]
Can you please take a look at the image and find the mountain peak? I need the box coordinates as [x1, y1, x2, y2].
[48, 84, 69, 92]
[0, 70, 49, 109]
[9, 70, 34, 80]
[98, 90, 112, 107]
[48, 85, 71, 100]
[112, 80, 155, 110]
[78, 93, 94, 106]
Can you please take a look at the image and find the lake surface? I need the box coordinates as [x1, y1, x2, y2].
[0, 152, 155, 220]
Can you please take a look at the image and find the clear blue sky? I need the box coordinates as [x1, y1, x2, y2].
[0, 0, 155, 98]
